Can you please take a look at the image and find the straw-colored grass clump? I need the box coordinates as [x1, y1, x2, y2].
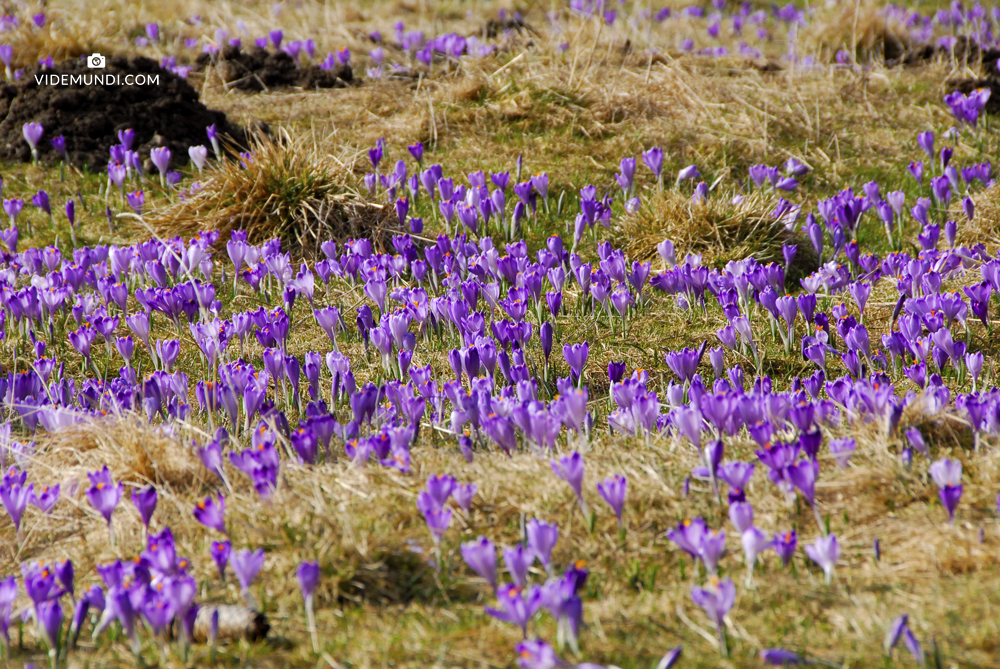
[146, 129, 400, 258]
[956, 181, 1000, 247]
[617, 189, 819, 284]
[34, 415, 201, 489]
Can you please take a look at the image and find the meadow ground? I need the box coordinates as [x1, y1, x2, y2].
[1, 1, 1000, 668]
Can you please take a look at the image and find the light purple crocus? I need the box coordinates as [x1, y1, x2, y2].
[231, 548, 265, 605]
[85, 466, 123, 541]
[829, 437, 856, 468]
[551, 452, 585, 501]
[690, 577, 735, 655]
[130, 485, 157, 531]
[150, 146, 171, 185]
[23, 122, 43, 161]
[193, 494, 227, 534]
[461, 535, 497, 592]
[297, 560, 321, 652]
[597, 474, 627, 530]
[929, 457, 962, 523]
[562, 342, 589, 384]
[805, 533, 840, 583]
[526, 519, 558, 570]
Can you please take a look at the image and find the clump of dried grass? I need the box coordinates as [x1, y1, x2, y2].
[1, 16, 104, 67]
[145, 128, 400, 258]
[616, 189, 819, 285]
[33, 415, 201, 489]
[800, 0, 911, 63]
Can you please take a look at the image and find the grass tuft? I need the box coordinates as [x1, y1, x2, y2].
[617, 189, 819, 285]
[145, 128, 399, 258]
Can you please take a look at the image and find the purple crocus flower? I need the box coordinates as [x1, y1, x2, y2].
[416, 491, 452, 544]
[185, 139, 209, 170]
[540, 321, 553, 361]
[149, 146, 171, 185]
[643, 146, 664, 183]
[677, 164, 700, 181]
[516, 639, 562, 668]
[297, 560, 321, 651]
[231, 548, 265, 604]
[690, 577, 735, 652]
[665, 346, 702, 382]
[207, 124, 221, 158]
[773, 530, 797, 566]
[597, 474, 627, 529]
[788, 460, 817, 507]
[51, 135, 66, 159]
[485, 583, 543, 638]
[657, 647, 683, 668]
[36, 598, 63, 655]
[829, 437, 855, 468]
[728, 501, 754, 534]
[0, 576, 16, 646]
[297, 561, 320, 600]
[193, 494, 227, 534]
[551, 452, 585, 501]
[917, 130, 934, 160]
[0, 473, 32, 533]
[22, 122, 43, 161]
[562, 342, 589, 383]
[884, 614, 909, 654]
[741, 527, 771, 581]
[211, 540, 231, 580]
[130, 486, 157, 530]
[759, 648, 806, 665]
[461, 536, 497, 592]
[86, 466, 123, 538]
[504, 544, 531, 587]
[30, 484, 59, 514]
[425, 474, 456, 508]
[718, 461, 754, 502]
[454, 483, 477, 512]
[526, 519, 559, 570]
[408, 142, 424, 163]
[805, 533, 840, 583]
[903, 627, 924, 664]
[929, 457, 962, 523]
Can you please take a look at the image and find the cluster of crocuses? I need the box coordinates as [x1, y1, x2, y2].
[0, 462, 323, 666]
[0, 105, 997, 666]
[430, 454, 627, 653]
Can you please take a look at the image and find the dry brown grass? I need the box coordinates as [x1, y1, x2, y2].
[801, 0, 912, 62]
[144, 128, 400, 258]
[32, 416, 202, 489]
[616, 189, 819, 283]
[956, 181, 1000, 247]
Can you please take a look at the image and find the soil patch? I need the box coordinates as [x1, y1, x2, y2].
[194, 45, 354, 91]
[0, 55, 245, 171]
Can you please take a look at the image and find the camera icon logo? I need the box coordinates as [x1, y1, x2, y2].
[86, 53, 105, 69]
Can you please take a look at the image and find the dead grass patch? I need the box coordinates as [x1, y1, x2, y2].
[32, 416, 201, 490]
[616, 189, 819, 285]
[956, 182, 1000, 248]
[144, 128, 400, 259]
